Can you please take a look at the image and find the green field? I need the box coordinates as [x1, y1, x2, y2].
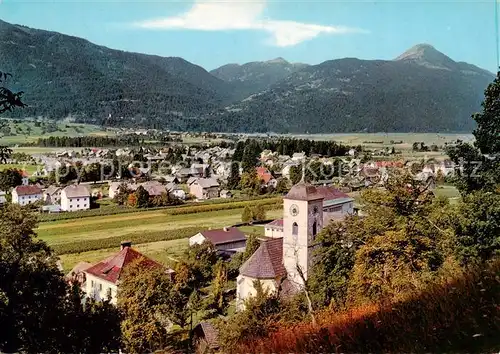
[0, 119, 113, 146]
[289, 133, 474, 148]
[0, 163, 40, 174]
[42, 207, 283, 271]
[433, 184, 461, 203]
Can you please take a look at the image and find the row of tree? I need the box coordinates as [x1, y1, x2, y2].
[113, 184, 183, 208]
[29, 135, 175, 148]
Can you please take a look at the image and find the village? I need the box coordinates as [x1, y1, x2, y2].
[0, 132, 470, 352]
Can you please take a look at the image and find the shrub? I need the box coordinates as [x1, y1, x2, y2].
[235, 261, 500, 353]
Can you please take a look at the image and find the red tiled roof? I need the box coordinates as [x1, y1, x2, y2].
[200, 227, 246, 245]
[314, 185, 351, 201]
[256, 167, 273, 184]
[14, 185, 42, 196]
[267, 219, 283, 228]
[21, 170, 29, 178]
[85, 246, 162, 284]
[240, 238, 286, 279]
[375, 160, 404, 168]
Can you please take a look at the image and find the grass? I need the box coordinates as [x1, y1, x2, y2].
[45, 207, 282, 271]
[434, 184, 461, 203]
[0, 163, 40, 174]
[290, 133, 474, 149]
[38, 208, 282, 245]
[0, 119, 113, 146]
[59, 238, 189, 272]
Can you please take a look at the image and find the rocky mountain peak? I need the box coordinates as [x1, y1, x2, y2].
[395, 43, 457, 69]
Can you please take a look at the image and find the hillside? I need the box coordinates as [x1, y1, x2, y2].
[0, 19, 494, 133]
[0, 19, 232, 128]
[198, 44, 493, 133]
[210, 58, 309, 100]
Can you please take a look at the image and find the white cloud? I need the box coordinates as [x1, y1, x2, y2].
[132, 0, 367, 47]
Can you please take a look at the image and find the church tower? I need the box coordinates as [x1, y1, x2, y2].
[282, 181, 324, 287]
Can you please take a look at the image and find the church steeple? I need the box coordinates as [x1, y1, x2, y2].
[282, 181, 324, 287]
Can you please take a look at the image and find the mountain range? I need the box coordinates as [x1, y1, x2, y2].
[0, 19, 494, 133]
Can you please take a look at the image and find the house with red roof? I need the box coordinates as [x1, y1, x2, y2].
[12, 185, 43, 206]
[83, 241, 171, 305]
[256, 167, 277, 188]
[189, 227, 247, 254]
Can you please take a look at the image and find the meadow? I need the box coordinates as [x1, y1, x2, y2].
[42, 207, 283, 271]
[0, 163, 40, 174]
[0, 119, 112, 146]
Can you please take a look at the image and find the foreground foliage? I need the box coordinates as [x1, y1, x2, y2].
[235, 260, 500, 353]
[0, 204, 120, 353]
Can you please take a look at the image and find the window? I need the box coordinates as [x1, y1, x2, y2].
[99, 283, 102, 291]
[292, 222, 298, 236]
[77, 205, 80, 208]
[77, 198, 80, 201]
[91, 280, 94, 288]
[312, 221, 317, 237]
[84, 204, 87, 207]
[107, 288, 112, 298]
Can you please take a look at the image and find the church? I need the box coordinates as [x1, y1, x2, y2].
[236, 181, 354, 310]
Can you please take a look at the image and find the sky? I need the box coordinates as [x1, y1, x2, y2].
[0, 0, 498, 72]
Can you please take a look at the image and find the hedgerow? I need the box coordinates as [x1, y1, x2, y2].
[38, 196, 282, 222]
[51, 226, 206, 255]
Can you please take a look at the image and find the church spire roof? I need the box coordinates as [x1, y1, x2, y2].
[285, 181, 323, 201]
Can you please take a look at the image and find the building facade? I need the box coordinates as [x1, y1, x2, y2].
[12, 185, 43, 206]
[61, 185, 91, 212]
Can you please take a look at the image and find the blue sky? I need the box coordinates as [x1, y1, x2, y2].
[1, 0, 497, 72]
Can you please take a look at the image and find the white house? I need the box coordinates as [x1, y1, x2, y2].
[83, 241, 170, 305]
[44, 185, 62, 204]
[12, 185, 43, 206]
[166, 183, 186, 200]
[61, 184, 91, 212]
[291, 152, 306, 162]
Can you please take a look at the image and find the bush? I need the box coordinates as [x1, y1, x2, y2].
[235, 261, 500, 353]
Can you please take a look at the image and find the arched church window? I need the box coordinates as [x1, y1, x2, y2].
[292, 222, 298, 236]
[312, 221, 317, 237]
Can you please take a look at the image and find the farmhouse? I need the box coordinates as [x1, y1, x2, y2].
[236, 181, 354, 311]
[189, 178, 220, 200]
[12, 185, 43, 206]
[83, 241, 171, 305]
[189, 227, 247, 253]
[44, 185, 62, 204]
[256, 167, 277, 188]
[166, 183, 186, 200]
[61, 184, 91, 212]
